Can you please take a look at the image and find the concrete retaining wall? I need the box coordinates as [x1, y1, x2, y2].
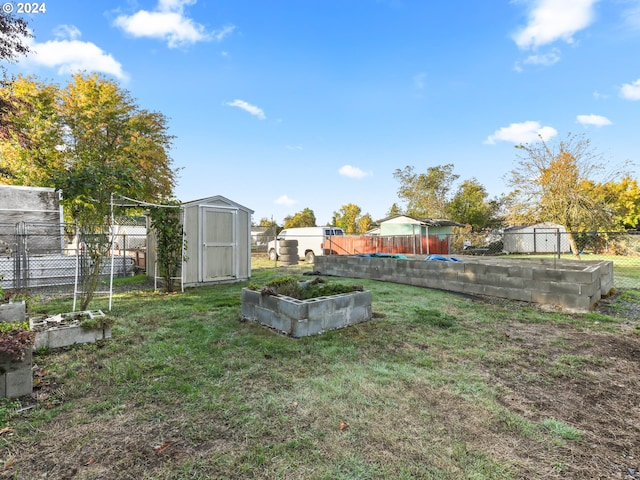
[241, 288, 372, 337]
[315, 255, 614, 313]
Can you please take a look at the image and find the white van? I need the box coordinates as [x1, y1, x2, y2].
[267, 226, 345, 263]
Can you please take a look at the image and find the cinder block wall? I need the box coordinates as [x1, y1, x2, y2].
[315, 255, 614, 312]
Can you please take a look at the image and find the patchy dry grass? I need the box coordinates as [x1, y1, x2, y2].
[0, 256, 638, 479]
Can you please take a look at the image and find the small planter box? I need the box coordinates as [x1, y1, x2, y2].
[241, 288, 372, 337]
[30, 310, 112, 350]
[0, 349, 32, 398]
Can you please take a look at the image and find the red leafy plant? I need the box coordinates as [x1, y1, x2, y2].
[0, 322, 35, 361]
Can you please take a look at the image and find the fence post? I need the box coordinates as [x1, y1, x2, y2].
[125, 233, 129, 276]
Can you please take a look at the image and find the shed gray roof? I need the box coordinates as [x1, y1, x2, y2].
[181, 195, 254, 214]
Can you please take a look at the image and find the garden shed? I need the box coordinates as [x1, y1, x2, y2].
[147, 195, 254, 288]
[503, 223, 571, 254]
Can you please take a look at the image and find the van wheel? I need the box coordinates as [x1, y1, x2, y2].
[305, 251, 315, 264]
[268, 249, 278, 261]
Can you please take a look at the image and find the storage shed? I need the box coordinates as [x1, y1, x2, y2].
[147, 195, 254, 288]
[503, 223, 571, 254]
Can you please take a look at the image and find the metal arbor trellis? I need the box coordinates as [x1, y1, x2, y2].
[72, 194, 185, 312]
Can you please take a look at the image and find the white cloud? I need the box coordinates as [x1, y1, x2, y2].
[576, 114, 612, 126]
[114, 0, 232, 48]
[22, 27, 127, 80]
[623, 2, 640, 30]
[338, 165, 371, 179]
[413, 72, 427, 90]
[225, 99, 266, 120]
[485, 121, 558, 145]
[285, 145, 303, 150]
[620, 79, 640, 100]
[513, 0, 599, 50]
[213, 25, 236, 42]
[53, 25, 81, 40]
[523, 49, 561, 66]
[275, 195, 297, 207]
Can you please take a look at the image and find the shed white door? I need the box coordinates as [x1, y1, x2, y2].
[201, 207, 237, 282]
[533, 227, 560, 253]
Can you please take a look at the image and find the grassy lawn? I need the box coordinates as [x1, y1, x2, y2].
[0, 258, 639, 479]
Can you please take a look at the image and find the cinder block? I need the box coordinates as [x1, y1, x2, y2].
[0, 301, 26, 323]
[531, 291, 561, 306]
[256, 306, 292, 334]
[0, 350, 32, 398]
[507, 266, 534, 280]
[279, 298, 307, 320]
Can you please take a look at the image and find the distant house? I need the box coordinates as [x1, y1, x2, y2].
[377, 214, 463, 238]
[503, 223, 571, 254]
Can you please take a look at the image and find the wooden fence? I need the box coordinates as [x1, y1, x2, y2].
[324, 234, 450, 256]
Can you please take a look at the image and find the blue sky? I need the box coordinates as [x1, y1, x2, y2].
[7, 0, 640, 225]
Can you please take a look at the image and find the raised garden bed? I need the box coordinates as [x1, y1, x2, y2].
[241, 277, 372, 337]
[0, 301, 33, 398]
[30, 310, 112, 350]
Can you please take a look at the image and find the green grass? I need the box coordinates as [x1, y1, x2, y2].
[0, 262, 634, 479]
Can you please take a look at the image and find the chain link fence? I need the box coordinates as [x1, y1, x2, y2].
[0, 219, 147, 294]
[448, 230, 640, 289]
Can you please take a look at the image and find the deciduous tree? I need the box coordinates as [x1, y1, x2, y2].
[0, 10, 30, 63]
[393, 164, 459, 218]
[448, 179, 504, 231]
[283, 208, 316, 228]
[0, 73, 176, 308]
[331, 204, 373, 234]
[506, 133, 626, 257]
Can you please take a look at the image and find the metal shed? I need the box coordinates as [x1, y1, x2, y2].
[503, 223, 571, 254]
[147, 195, 254, 288]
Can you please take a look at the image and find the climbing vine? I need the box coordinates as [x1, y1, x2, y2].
[149, 199, 186, 293]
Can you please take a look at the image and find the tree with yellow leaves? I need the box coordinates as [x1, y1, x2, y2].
[506, 133, 631, 257]
[0, 73, 176, 308]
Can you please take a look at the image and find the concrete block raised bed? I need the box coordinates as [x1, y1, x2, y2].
[241, 288, 372, 337]
[30, 310, 112, 350]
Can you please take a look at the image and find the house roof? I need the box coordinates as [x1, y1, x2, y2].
[376, 214, 464, 227]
